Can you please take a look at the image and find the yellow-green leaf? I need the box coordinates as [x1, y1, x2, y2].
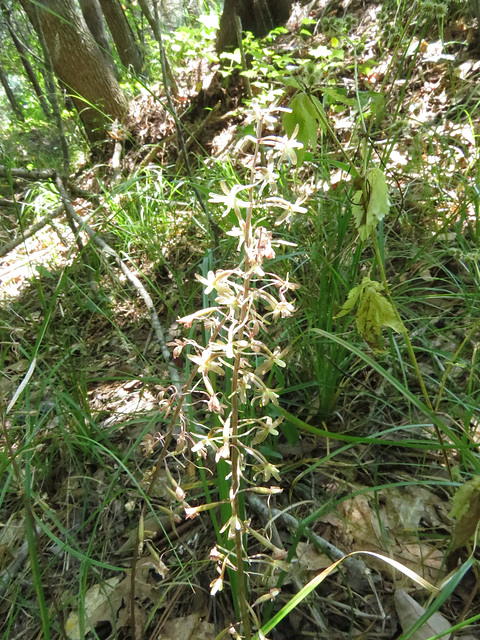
[353, 168, 390, 241]
[335, 282, 362, 318]
[283, 93, 324, 165]
[337, 277, 405, 347]
[356, 281, 405, 346]
[449, 476, 480, 520]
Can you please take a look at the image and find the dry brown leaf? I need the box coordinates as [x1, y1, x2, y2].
[66, 577, 122, 640]
[65, 566, 163, 640]
[338, 493, 445, 583]
[394, 588, 454, 640]
[296, 542, 332, 571]
[384, 486, 449, 533]
[157, 613, 215, 640]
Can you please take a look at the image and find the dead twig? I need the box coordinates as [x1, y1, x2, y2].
[246, 493, 371, 593]
[0, 164, 57, 181]
[55, 175, 85, 254]
[0, 204, 64, 258]
[56, 182, 180, 387]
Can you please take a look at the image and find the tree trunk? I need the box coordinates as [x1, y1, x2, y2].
[216, 0, 293, 53]
[136, 0, 157, 38]
[98, 0, 143, 74]
[0, 62, 24, 121]
[78, 0, 118, 76]
[0, 2, 51, 117]
[18, 0, 128, 145]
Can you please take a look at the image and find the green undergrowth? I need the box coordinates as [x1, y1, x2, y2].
[1, 2, 480, 640]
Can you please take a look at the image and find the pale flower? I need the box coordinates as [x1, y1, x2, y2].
[253, 461, 281, 483]
[207, 393, 225, 413]
[178, 307, 218, 328]
[195, 269, 235, 296]
[266, 195, 308, 227]
[253, 226, 275, 262]
[273, 299, 295, 319]
[259, 386, 280, 406]
[209, 181, 250, 219]
[226, 222, 247, 252]
[215, 442, 230, 461]
[250, 98, 278, 127]
[210, 577, 224, 596]
[277, 272, 300, 293]
[265, 416, 283, 436]
[262, 124, 304, 165]
[189, 347, 225, 376]
[184, 505, 202, 519]
[215, 289, 241, 309]
[237, 374, 251, 404]
[220, 514, 243, 539]
[254, 161, 279, 195]
[255, 346, 288, 375]
[210, 546, 222, 562]
[261, 293, 295, 320]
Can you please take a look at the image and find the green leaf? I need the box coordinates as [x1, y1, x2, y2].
[356, 283, 405, 347]
[259, 446, 283, 460]
[283, 93, 321, 165]
[335, 282, 363, 318]
[280, 420, 299, 445]
[449, 476, 480, 520]
[352, 167, 390, 241]
[282, 77, 302, 89]
[337, 277, 405, 348]
[367, 168, 389, 221]
[318, 86, 355, 107]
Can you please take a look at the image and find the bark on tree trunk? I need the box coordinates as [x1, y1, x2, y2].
[0, 2, 51, 117]
[136, 0, 157, 37]
[78, 0, 118, 76]
[216, 0, 293, 53]
[0, 63, 24, 120]
[98, 0, 143, 74]
[18, 0, 128, 145]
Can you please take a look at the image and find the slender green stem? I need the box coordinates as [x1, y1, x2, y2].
[434, 318, 480, 413]
[371, 234, 452, 480]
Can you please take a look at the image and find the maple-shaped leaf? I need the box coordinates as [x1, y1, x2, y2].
[336, 277, 406, 349]
[353, 167, 390, 241]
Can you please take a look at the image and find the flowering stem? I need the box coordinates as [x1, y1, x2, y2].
[226, 113, 266, 640]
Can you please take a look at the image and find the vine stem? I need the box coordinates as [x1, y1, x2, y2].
[434, 317, 480, 414]
[371, 233, 452, 481]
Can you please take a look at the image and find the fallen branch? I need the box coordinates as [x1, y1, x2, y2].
[0, 164, 56, 181]
[0, 182, 97, 261]
[56, 181, 180, 387]
[246, 493, 371, 593]
[0, 204, 64, 259]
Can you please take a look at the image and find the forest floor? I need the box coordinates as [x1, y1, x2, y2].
[1, 1, 480, 639]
